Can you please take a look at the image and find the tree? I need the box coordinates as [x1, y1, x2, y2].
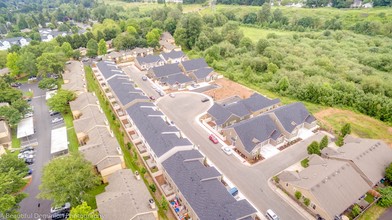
[351, 204, 361, 217]
[38, 78, 57, 90]
[6, 52, 20, 77]
[319, 135, 329, 150]
[146, 28, 161, 47]
[160, 196, 168, 212]
[378, 187, 392, 207]
[0, 154, 29, 176]
[61, 42, 73, 58]
[257, 3, 271, 24]
[47, 89, 76, 113]
[174, 13, 203, 49]
[278, 76, 290, 92]
[307, 141, 320, 155]
[39, 154, 101, 207]
[36, 53, 66, 76]
[0, 106, 22, 127]
[385, 163, 392, 182]
[17, 52, 37, 76]
[335, 135, 344, 147]
[68, 202, 101, 220]
[267, 63, 278, 74]
[0, 169, 28, 218]
[97, 39, 107, 56]
[341, 123, 351, 137]
[86, 39, 98, 57]
[303, 197, 310, 206]
[256, 39, 270, 54]
[295, 191, 302, 200]
[0, 51, 7, 69]
[11, 99, 30, 115]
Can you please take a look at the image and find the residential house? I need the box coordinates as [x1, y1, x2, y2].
[189, 67, 215, 83]
[278, 155, 371, 220]
[0, 121, 11, 147]
[96, 61, 125, 80]
[148, 63, 193, 90]
[135, 55, 164, 71]
[179, 58, 209, 74]
[159, 32, 181, 52]
[126, 102, 193, 170]
[39, 28, 67, 42]
[160, 73, 193, 90]
[70, 93, 100, 118]
[206, 93, 280, 131]
[73, 105, 107, 139]
[165, 0, 183, 3]
[0, 37, 31, 50]
[269, 102, 317, 141]
[160, 50, 186, 64]
[62, 62, 86, 94]
[97, 169, 158, 220]
[223, 114, 284, 159]
[147, 63, 183, 80]
[104, 47, 153, 63]
[162, 150, 257, 220]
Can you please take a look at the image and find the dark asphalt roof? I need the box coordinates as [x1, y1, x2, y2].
[181, 58, 208, 72]
[106, 75, 148, 106]
[193, 67, 214, 79]
[161, 50, 185, 60]
[227, 114, 282, 153]
[96, 61, 126, 80]
[207, 103, 233, 126]
[136, 55, 162, 64]
[272, 102, 316, 133]
[162, 150, 256, 220]
[160, 73, 193, 85]
[151, 63, 183, 78]
[223, 102, 250, 118]
[126, 103, 192, 158]
[242, 93, 280, 112]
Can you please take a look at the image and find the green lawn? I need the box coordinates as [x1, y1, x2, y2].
[83, 183, 108, 209]
[358, 205, 386, 220]
[364, 194, 374, 204]
[62, 110, 79, 153]
[11, 128, 21, 149]
[241, 26, 306, 42]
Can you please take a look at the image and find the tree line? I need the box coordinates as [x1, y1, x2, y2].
[217, 0, 392, 7]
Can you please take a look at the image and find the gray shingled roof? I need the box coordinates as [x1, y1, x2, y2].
[136, 55, 162, 65]
[151, 63, 183, 78]
[207, 103, 233, 126]
[193, 67, 213, 79]
[226, 114, 282, 153]
[223, 102, 250, 118]
[281, 158, 370, 219]
[106, 75, 148, 106]
[271, 102, 315, 133]
[181, 58, 208, 72]
[70, 93, 99, 112]
[126, 102, 192, 158]
[97, 169, 157, 220]
[160, 73, 193, 85]
[161, 50, 185, 61]
[329, 138, 392, 186]
[96, 61, 125, 80]
[242, 93, 280, 112]
[162, 150, 256, 220]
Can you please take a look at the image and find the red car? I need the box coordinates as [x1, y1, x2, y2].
[209, 134, 219, 144]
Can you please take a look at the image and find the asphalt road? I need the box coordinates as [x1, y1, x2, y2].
[378, 207, 392, 220]
[157, 92, 324, 220]
[122, 65, 162, 99]
[18, 83, 53, 220]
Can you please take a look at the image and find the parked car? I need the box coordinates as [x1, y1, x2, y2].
[209, 134, 219, 144]
[49, 111, 60, 116]
[11, 82, 22, 88]
[158, 91, 164, 97]
[51, 203, 71, 214]
[266, 209, 279, 220]
[24, 112, 33, 118]
[169, 93, 175, 98]
[221, 146, 233, 155]
[51, 117, 64, 124]
[65, 61, 71, 64]
[25, 158, 34, 165]
[20, 146, 34, 153]
[142, 76, 147, 81]
[149, 96, 155, 101]
[201, 97, 210, 102]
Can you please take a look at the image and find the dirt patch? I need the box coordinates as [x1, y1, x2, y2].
[203, 78, 254, 101]
[315, 108, 392, 146]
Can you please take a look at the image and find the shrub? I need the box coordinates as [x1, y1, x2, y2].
[335, 135, 344, 147]
[351, 204, 361, 217]
[149, 184, 156, 192]
[295, 191, 302, 200]
[301, 158, 309, 168]
[303, 197, 310, 206]
[273, 176, 280, 183]
[319, 135, 329, 150]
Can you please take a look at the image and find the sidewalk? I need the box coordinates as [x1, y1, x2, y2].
[268, 179, 315, 220]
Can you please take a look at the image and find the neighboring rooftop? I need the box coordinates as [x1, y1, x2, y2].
[162, 150, 257, 220]
[150, 63, 183, 78]
[136, 55, 162, 64]
[193, 67, 214, 80]
[226, 114, 282, 153]
[160, 73, 193, 86]
[97, 169, 157, 220]
[70, 93, 99, 112]
[106, 75, 148, 107]
[161, 50, 185, 61]
[271, 102, 316, 133]
[50, 126, 68, 156]
[241, 93, 280, 112]
[96, 61, 125, 80]
[181, 58, 209, 72]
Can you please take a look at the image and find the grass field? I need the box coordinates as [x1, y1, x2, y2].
[11, 128, 21, 149]
[62, 109, 79, 153]
[358, 205, 386, 220]
[83, 183, 108, 209]
[315, 108, 392, 145]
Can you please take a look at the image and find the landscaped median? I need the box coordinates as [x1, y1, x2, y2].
[84, 66, 171, 219]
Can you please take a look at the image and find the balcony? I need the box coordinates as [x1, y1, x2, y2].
[156, 175, 175, 198]
[113, 103, 121, 110]
[135, 142, 147, 154]
[170, 197, 190, 220]
[129, 131, 140, 142]
[144, 156, 158, 173]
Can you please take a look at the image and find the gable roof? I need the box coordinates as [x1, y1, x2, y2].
[73, 105, 107, 134]
[136, 55, 162, 65]
[181, 58, 209, 72]
[161, 50, 185, 61]
[70, 93, 99, 111]
[97, 169, 157, 220]
[106, 75, 148, 107]
[280, 158, 370, 219]
[126, 102, 192, 158]
[96, 61, 126, 80]
[223, 102, 250, 118]
[329, 138, 392, 186]
[162, 150, 256, 220]
[160, 73, 193, 85]
[150, 63, 183, 78]
[242, 93, 280, 112]
[271, 102, 315, 133]
[226, 114, 282, 153]
[207, 103, 233, 126]
[193, 67, 214, 80]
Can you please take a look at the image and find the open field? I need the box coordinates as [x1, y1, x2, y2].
[315, 108, 392, 145]
[240, 26, 299, 41]
[102, 0, 204, 13]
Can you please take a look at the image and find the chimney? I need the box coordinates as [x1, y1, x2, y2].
[149, 199, 155, 209]
[135, 171, 140, 180]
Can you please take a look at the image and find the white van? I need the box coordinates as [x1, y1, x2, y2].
[266, 209, 280, 220]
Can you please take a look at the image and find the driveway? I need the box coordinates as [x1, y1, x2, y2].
[157, 92, 324, 220]
[122, 65, 161, 99]
[18, 83, 53, 220]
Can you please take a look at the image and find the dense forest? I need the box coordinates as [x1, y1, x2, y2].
[216, 0, 392, 7]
